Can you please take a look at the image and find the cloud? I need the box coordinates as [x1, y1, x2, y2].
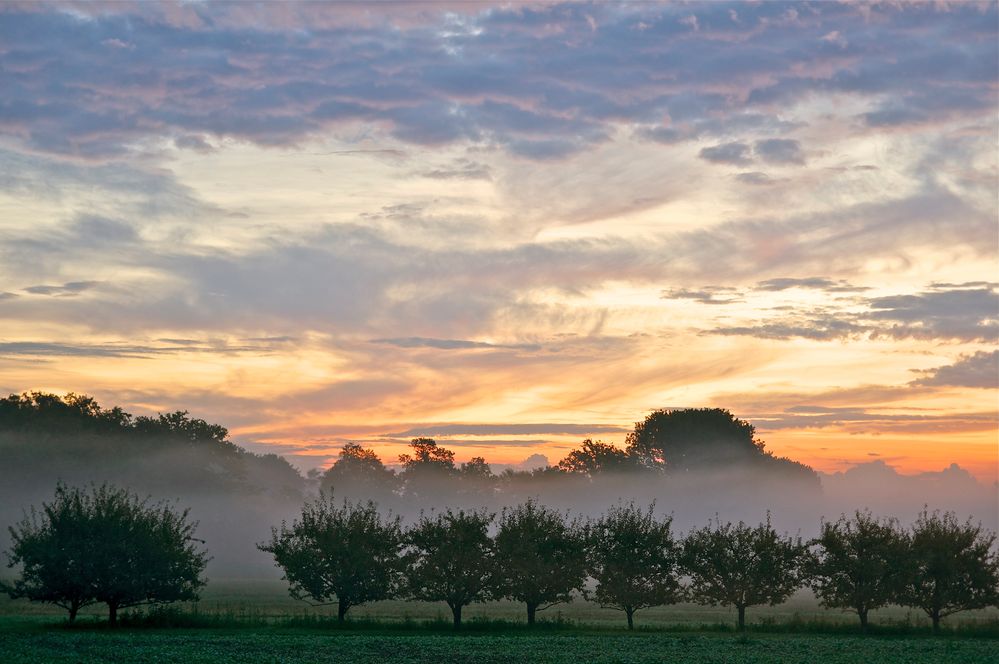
[754, 277, 867, 293]
[386, 423, 629, 437]
[711, 284, 999, 342]
[912, 351, 999, 389]
[661, 287, 742, 305]
[371, 337, 542, 351]
[754, 138, 805, 165]
[699, 142, 752, 166]
[23, 281, 100, 296]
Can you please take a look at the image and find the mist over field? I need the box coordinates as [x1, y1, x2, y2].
[1, 394, 993, 579]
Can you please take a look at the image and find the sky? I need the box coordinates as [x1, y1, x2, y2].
[0, 1, 996, 481]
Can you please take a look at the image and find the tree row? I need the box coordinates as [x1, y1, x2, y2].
[5, 483, 997, 631]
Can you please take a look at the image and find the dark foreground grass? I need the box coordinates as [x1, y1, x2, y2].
[0, 628, 995, 664]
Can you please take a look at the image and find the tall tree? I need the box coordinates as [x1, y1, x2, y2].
[683, 516, 808, 630]
[259, 494, 404, 622]
[586, 503, 684, 629]
[3, 483, 208, 626]
[494, 500, 587, 625]
[558, 439, 636, 476]
[321, 443, 399, 501]
[897, 510, 999, 632]
[810, 511, 908, 631]
[403, 508, 494, 629]
[626, 408, 763, 471]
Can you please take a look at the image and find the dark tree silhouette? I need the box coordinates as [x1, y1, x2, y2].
[494, 500, 587, 625]
[322, 443, 400, 500]
[626, 408, 763, 471]
[403, 508, 494, 629]
[897, 510, 999, 632]
[3, 483, 208, 626]
[259, 494, 403, 622]
[586, 503, 684, 629]
[810, 511, 908, 631]
[398, 438, 456, 473]
[558, 439, 636, 476]
[683, 516, 808, 630]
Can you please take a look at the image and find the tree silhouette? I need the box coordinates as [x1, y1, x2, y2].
[897, 509, 999, 632]
[626, 408, 763, 471]
[403, 508, 494, 629]
[586, 503, 684, 629]
[259, 494, 403, 622]
[322, 443, 400, 501]
[3, 483, 208, 626]
[809, 511, 908, 631]
[494, 500, 587, 625]
[558, 439, 636, 476]
[683, 516, 808, 630]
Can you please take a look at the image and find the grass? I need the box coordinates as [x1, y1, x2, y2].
[1, 580, 997, 663]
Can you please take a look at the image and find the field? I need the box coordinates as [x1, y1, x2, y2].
[2, 580, 997, 663]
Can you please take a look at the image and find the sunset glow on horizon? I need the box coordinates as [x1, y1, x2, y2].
[1, 2, 996, 481]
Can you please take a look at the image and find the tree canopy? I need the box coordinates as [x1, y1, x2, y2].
[3, 482, 208, 625]
[259, 494, 404, 622]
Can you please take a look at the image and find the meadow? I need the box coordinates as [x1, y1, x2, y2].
[2, 580, 997, 663]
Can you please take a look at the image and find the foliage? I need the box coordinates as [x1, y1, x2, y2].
[258, 494, 404, 621]
[494, 500, 588, 624]
[897, 509, 999, 631]
[810, 511, 908, 630]
[322, 443, 400, 499]
[625, 408, 763, 470]
[558, 439, 636, 476]
[403, 508, 495, 628]
[3, 482, 208, 625]
[683, 516, 808, 630]
[586, 503, 684, 629]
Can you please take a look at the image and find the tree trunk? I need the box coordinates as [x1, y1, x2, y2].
[737, 604, 746, 631]
[858, 608, 868, 633]
[527, 603, 537, 626]
[108, 602, 119, 627]
[337, 599, 348, 624]
[931, 610, 941, 633]
[625, 606, 635, 630]
[68, 604, 78, 624]
[452, 604, 462, 630]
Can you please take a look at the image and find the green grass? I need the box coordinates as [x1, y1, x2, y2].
[1, 580, 997, 663]
[0, 628, 995, 664]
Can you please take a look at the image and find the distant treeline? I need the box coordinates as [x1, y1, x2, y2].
[4, 483, 997, 633]
[0, 392, 818, 502]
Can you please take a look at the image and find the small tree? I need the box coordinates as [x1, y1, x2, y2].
[3, 483, 208, 625]
[810, 511, 908, 631]
[683, 516, 808, 630]
[586, 503, 684, 629]
[403, 508, 494, 628]
[897, 509, 999, 632]
[495, 500, 587, 625]
[258, 494, 404, 622]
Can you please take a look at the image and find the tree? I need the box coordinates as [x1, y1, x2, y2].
[398, 438, 456, 473]
[626, 408, 763, 471]
[810, 511, 908, 631]
[321, 443, 399, 500]
[3, 483, 208, 626]
[557, 439, 636, 476]
[258, 494, 403, 622]
[403, 508, 494, 628]
[897, 510, 999, 632]
[494, 500, 587, 625]
[683, 516, 808, 630]
[586, 503, 684, 629]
